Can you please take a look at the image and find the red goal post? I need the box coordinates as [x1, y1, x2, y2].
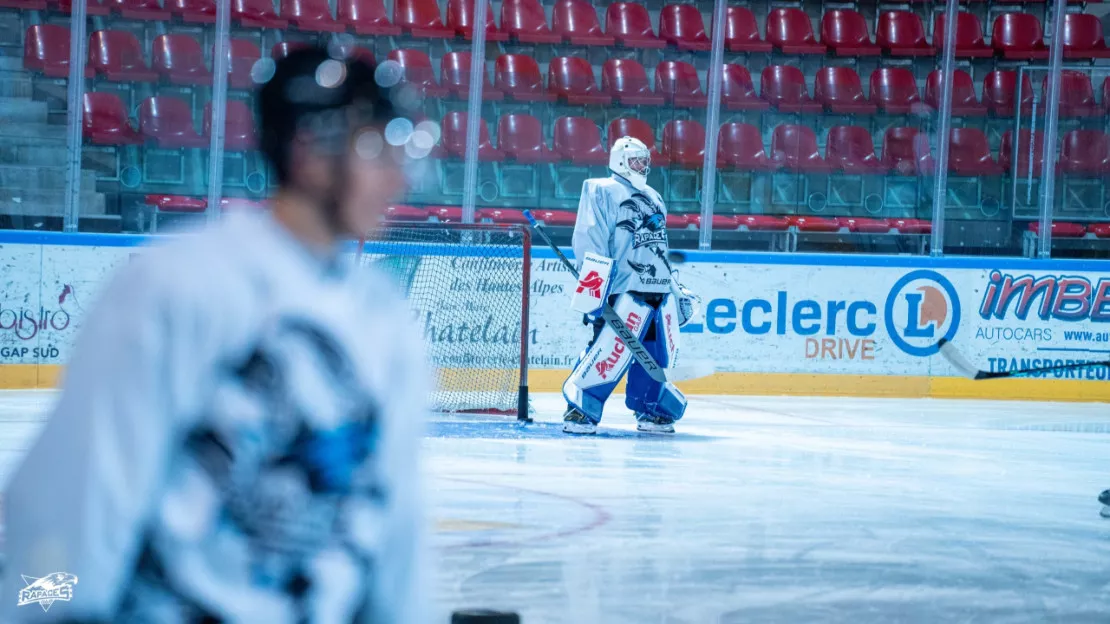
[357, 222, 531, 420]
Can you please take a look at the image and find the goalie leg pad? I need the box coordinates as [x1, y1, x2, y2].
[563, 293, 655, 424]
[625, 294, 687, 422]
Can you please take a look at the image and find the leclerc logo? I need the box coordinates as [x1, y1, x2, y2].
[884, 270, 960, 357]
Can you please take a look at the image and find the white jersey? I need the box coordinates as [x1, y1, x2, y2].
[572, 174, 672, 296]
[2, 212, 430, 623]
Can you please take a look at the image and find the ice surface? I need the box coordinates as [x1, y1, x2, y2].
[2, 390, 1109, 623]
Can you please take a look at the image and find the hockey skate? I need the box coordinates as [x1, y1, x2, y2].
[563, 408, 597, 435]
[1100, 489, 1109, 518]
[635, 413, 675, 434]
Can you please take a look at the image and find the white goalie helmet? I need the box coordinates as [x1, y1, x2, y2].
[609, 136, 651, 190]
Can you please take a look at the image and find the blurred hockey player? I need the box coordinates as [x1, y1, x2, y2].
[2, 46, 432, 623]
[562, 137, 701, 435]
[1100, 489, 1109, 518]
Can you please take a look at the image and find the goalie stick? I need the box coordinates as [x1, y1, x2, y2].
[937, 338, 1110, 380]
[522, 210, 714, 384]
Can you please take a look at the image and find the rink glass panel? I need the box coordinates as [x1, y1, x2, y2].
[0, 0, 1093, 257]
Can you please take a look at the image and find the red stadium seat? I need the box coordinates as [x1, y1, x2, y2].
[394, 0, 453, 38]
[0, 0, 45, 10]
[1063, 13, 1110, 59]
[761, 65, 822, 113]
[770, 125, 830, 173]
[272, 41, 310, 60]
[83, 92, 143, 145]
[983, 70, 1034, 117]
[788, 216, 840, 232]
[725, 7, 771, 53]
[498, 114, 553, 163]
[1028, 222, 1087, 238]
[502, 0, 560, 43]
[814, 67, 876, 115]
[338, 0, 402, 35]
[602, 59, 664, 106]
[717, 122, 772, 171]
[1058, 130, 1110, 175]
[89, 30, 158, 83]
[553, 0, 613, 46]
[228, 39, 261, 90]
[430, 206, 464, 222]
[947, 128, 1003, 176]
[439, 112, 503, 161]
[24, 25, 94, 79]
[1052, 71, 1100, 118]
[441, 52, 504, 100]
[877, 11, 935, 57]
[205, 100, 256, 151]
[533, 209, 577, 226]
[284, 0, 344, 32]
[656, 60, 707, 107]
[147, 195, 207, 213]
[106, 0, 170, 20]
[606, 2, 665, 48]
[447, 0, 507, 41]
[882, 127, 934, 176]
[666, 214, 691, 229]
[721, 64, 769, 111]
[870, 67, 923, 115]
[494, 54, 556, 102]
[608, 117, 667, 165]
[553, 116, 608, 165]
[688, 215, 740, 231]
[739, 215, 790, 231]
[999, 129, 1045, 175]
[477, 208, 531, 225]
[1104, 78, 1110, 114]
[1089, 223, 1110, 239]
[825, 126, 885, 173]
[766, 8, 825, 55]
[821, 10, 879, 56]
[890, 218, 931, 235]
[934, 13, 992, 58]
[841, 217, 892, 234]
[992, 13, 1048, 59]
[549, 56, 611, 105]
[152, 34, 211, 86]
[139, 97, 207, 148]
[659, 3, 710, 51]
[924, 70, 986, 116]
[233, 0, 287, 28]
[385, 205, 429, 221]
[388, 49, 448, 97]
[170, 0, 216, 22]
[662, 119, 706, 169]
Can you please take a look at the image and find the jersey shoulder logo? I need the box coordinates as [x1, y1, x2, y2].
[19, 572, 78, 612]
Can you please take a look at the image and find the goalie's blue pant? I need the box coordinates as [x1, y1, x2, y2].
[563, 292, 687, 425]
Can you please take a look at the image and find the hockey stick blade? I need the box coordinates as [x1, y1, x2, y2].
[938, 338, 1110, 380]
[664, 361, 717, 383]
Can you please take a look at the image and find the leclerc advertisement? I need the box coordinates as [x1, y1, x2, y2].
[2, 232, 1109, 401]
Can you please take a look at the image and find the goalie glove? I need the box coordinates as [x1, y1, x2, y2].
[671, 271, 702, 327]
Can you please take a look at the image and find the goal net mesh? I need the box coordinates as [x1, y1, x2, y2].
[358, 223, 530, 415]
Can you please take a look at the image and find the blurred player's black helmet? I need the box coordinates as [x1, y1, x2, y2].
[256, 43, 400, 184]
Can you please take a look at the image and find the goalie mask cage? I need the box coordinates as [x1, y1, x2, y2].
[358, 222, 531, 420]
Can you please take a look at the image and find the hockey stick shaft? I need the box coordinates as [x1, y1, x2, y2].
[938, 338, 1110, 380]
[522, 210, 672, 384]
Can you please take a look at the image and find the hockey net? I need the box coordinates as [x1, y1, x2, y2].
[357, 222, 531, 418]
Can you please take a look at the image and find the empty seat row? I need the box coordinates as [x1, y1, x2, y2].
[83, 91, 256, 148]
[25, 25, 265, 88]
[1028, 222, 1110, 238]
[1001, 129, 1110, 175]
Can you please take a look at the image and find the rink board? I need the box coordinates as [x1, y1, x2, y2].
[1, 231, 1110, 401]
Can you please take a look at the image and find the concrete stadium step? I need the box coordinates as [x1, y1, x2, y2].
[0, 97, 48, 124]
[0, 121, 67, 140]
[0, 74, 34, 99]
[0, 164, 97, 190]
[0, 56, 24, 71]
[0, 143, 73, 167]
[0, 188, 106, 217]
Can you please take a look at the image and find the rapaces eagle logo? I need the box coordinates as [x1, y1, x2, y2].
[19, 572, 78, 612]
[617, 193, 668, 250]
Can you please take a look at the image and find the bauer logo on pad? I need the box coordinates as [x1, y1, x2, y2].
[571, 253, 613, 315]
